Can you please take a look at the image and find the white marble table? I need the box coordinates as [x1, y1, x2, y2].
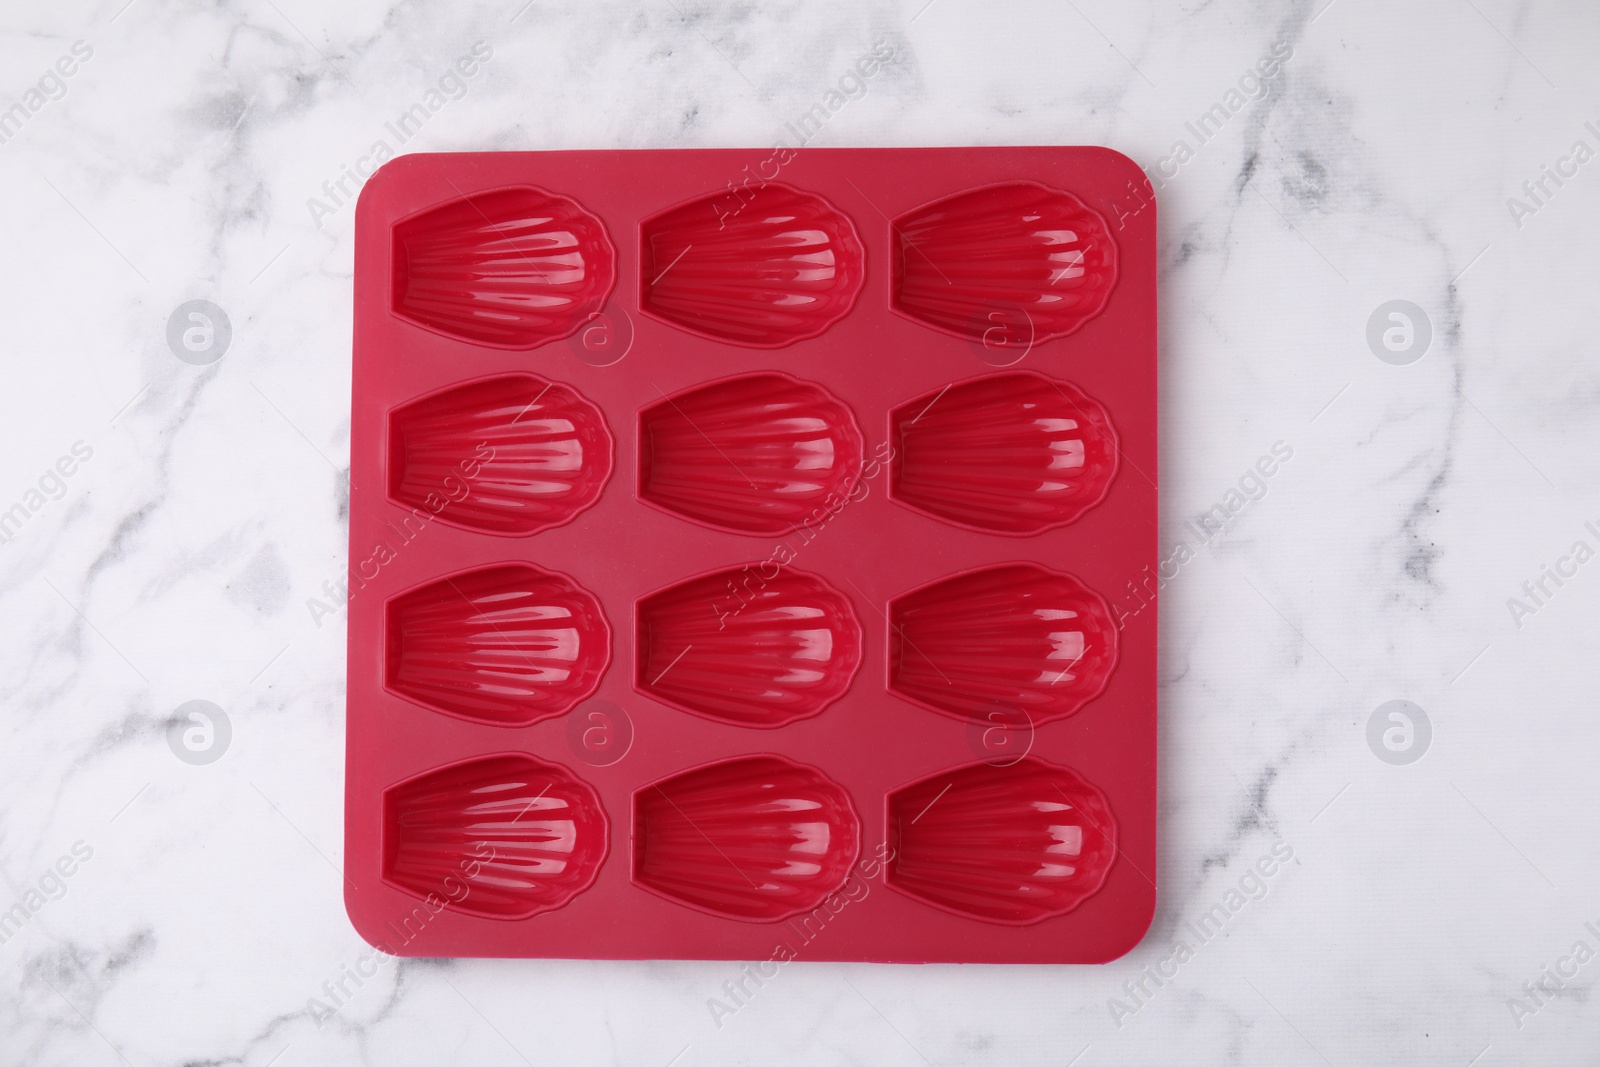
[1, 1, 1594, 1063]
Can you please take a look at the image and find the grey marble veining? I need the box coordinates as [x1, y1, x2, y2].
[0, 0, 1595, 1063]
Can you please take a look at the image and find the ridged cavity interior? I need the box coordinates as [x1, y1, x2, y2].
[635, 566, 862, 728]
[638, 372, 865, 535]
[382, 754, 608, 919]
[889, 563, 1117, 724]
[385, 563, 609, 726]
[891, 180, 1117, 344]
[633, 756, 860, 921]
[891, 372, 1118, 534]
[392, 186, 616, 348]
[887, 758, 1117, 925]
[639, 183, 864, 347]
[388, 374, 613, 536]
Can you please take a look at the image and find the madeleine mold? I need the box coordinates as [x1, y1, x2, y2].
[384, 562, 610, 726]
[633, 756, 861, 921]
[382, 754, 609, 919]
[891, 181, 1118, 345]
[889, 563, 1118, 725]
[639, 182, 865, 347]
[636, 565, 863, 728]
[890, 371, 1119, 535]
[886, 757, 1118, 925]
[638, 372, 866, 535]
[392, 186, 616, 349]
[388, 373, 613, 535]
[349, 148, 1157, 963]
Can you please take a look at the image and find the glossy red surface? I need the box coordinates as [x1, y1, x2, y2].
[640, 183, 864, 347]
[635, 565, 862, 728]
[388, 372, 613, 536]
[637, 371, 865, 536]
[889, 371, 1119, 535]
[633, 755, 860, 921]
[391, 186, 616, 349]
[384, 562, 610, 727]
[382, 753, 609, 920]
[891, 180, 1118, 345]
[347, 147, 1157, 962]
[886, 757, 1118, 925]
[888, 562, 1118, 725]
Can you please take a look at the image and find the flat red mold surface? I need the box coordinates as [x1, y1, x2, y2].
[347, 148, 1157, 963]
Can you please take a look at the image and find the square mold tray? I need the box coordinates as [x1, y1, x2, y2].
[345, 147, 1157, 963]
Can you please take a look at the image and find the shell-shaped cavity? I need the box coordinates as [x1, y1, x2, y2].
[387, 374, 613, 536]
[383, 754, 608, 919]
[889, 563, 1117, 725]
[891, 180, 1117, 344]
[392, 186, 616, 349]
[639, 183, 864, 347]
[633, 756, 860, 921]
[385, 563, 609, 727]
[890, 372, 1118, 534]
[639, 372, 865, 535]
[635, 566, 862, 728]
[887, 757, 1117, 925]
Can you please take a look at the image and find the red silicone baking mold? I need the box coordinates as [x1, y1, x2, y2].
[346, 147, 1157, 964]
